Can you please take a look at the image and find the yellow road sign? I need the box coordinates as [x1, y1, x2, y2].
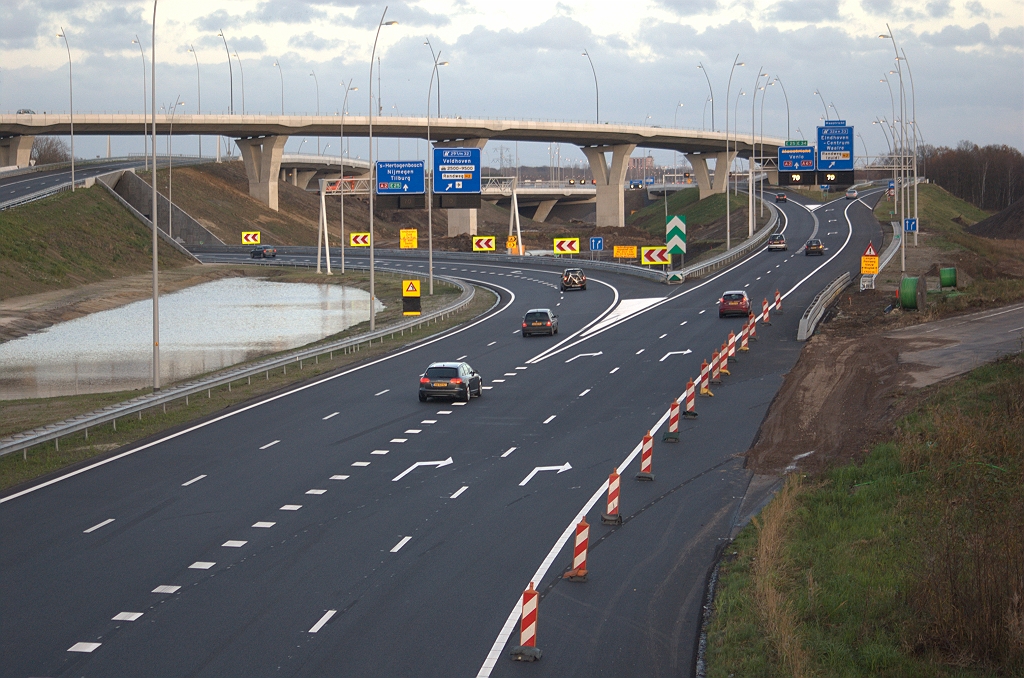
[242, 231, 260, 245]
[403, 279, 421, 297]
[506, 235, 518, 250]
[473, 236, 496, 251]
[553, 237, 579, 254]
[613, 245, 637, 259]
[861, 256, 879, 275]
[400, 229, 418, 249]
[350, 232, 370, 247]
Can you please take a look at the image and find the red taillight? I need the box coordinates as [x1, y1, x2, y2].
[545, 321, 551, 326]
[420, 377, 429, 384]
[450, 377, 463, 384]
[718, 298, 723, 304]
[523, 322, 527, 327]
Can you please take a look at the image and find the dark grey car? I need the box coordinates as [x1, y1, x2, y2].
[418, 362, 482, 402]
[522, 309, 558, 336]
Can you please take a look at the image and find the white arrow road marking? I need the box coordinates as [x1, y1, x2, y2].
[659, 349, 693, 362]
[392, 457, 454, 482]
[565, 351, 603, 363]
[518, 462, 572, 486]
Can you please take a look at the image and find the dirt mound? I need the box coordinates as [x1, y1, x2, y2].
[968, 198, 1024, 239]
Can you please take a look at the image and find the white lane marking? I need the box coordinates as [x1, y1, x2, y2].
[660, 349, 693, 362]
[309, 610, 337, 633]
[501, 447, 517, 458]
[113, 612, 143, 621]
[543, 415, 556, 424]
[565, 351, 603, 363]
[372, 450, 389, 455]
[756, 276, 762, 280]
[487, 341, 497, 346]
[280, 504, 302, 510]
[659, 333, 667, 339]
[405, 429, 422, 434]
[450, 486, 469, 499]
[182, 475, 207, 486]
[391, 438, 408, 443]
[391, 536, 412, 552]
[504, 372, 517, 376]
[222, 540, 247, 548]
[453, 402, 467, 406]
[518, 462, 572, 486]
[680, 320, 688, 326]
[375, 389, 390, 396]
[744, 283, 750, 288]
[513, 329, 520, 334]
[68, 642, 102, 653]
[329, 475, 349, 481]
[516, 366, 528, 370]
[482, 386, 493, 390]
[322, 412, 339, 420]
[152, 585, 180, 594]
[556, 303, 560, 306]
[610, 367, 620, 374]
[306, 489, 326, 495]
[636, 349, 645, 355]
[421, 419, 437, 424]
[392, 457, 454, 481]
[1010, 325, 1024, 333]
[252, 521, 276, 528]
[189, 561, 216, 569]
[457, 355, 468, 360]
[492, 379, 506, 383]
[699, 309, 706, 314]
[578, 389, 591, 397]
[352, 461, 371, 467]
[83, 518, 115, 533]
[437, 410, 452, 415]
[259, 440, 280, 450]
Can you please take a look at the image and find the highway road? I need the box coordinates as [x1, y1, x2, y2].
[0, 160, 145, 206]
[0, 188, 885, 677]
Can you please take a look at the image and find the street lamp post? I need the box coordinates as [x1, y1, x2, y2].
[724, 55, 744, 252]
[168, 97, 184, 239]
[423, 39, 442, 116]
[151, 0, 160, 391]
[310, 70, 320, 153]
[217, 30, 233, 115]
[901, 48, 919, 245]
[881, 25, 910, 261]
[581, 49, 599, 123]
[426, 52, 448, 296]
[813, 89, 829, 120]
[233, 52, 245, 114]
[697, 62, 714, 131]
[759, 79, 773, 217]
[750, 69, 767, 237]
[673, 101, 683, 182]
[773, 76, 791, 140]
[339, 79, 357, 274]
[133, 36, 148, 169]
[273, 58, 284, 115]
[57, 28, 74, 191]
[188, 44, 201, 158]
[367, 7, 398, 332]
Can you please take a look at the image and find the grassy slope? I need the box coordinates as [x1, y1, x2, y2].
[0, 185, 192, 300]
[626, 187, 747, 236]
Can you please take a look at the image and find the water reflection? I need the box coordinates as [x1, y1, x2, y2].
[0, 278, 384, 400]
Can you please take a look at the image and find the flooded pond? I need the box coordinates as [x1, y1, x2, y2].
[0, 278, 384, 400]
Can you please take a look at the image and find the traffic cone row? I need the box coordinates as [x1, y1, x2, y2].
[775, 289, 783, 314]
[663, 399, 681, 442]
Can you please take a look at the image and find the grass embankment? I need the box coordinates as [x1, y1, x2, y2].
[0, 185, 192, 300]
[706, 354, 1024, 677]
[626, 187, 748, 234]
[0, 272, 495, 492]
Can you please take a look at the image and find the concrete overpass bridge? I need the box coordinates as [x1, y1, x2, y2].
[0, 113, 783, 230]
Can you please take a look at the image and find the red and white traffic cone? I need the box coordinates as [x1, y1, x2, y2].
[663, 399, 681, 442]
[748, 312, 759, 340]
[563, 517, 589, 581]
[727, 331, 738, 361]
[684, 378, 699, 417]
[510, 583, 542, 661]
[699, 360, 713, 397]
[719, 342, 731, 376]
[762, 298, 772, 325]
[711, 350, 722, 384]
[636, 431, 655, 481]
[602, 469, 622, 524]
[739, 322, 750, 352]
[775, 289, 783, 314]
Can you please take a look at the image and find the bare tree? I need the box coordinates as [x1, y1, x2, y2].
[923, 142, 1024, 210]
[30, 136, 72, 165]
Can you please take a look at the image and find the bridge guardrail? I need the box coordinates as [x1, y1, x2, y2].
[797, 271, 852, 341]
[0, 266, 479, 460]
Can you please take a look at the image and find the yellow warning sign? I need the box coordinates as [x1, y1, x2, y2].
[242, 231, 260, 245]
[403, 280, 421, 297]
[506, 235, 518, 250]
[613, 245, 637, 259]
[400, 229, 418, 249]
[861, 256, 879, 275]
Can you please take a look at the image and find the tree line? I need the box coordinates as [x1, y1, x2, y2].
[920, 142, 1023, 212]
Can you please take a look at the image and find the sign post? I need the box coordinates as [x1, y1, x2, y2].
[402, 279, 422, 316]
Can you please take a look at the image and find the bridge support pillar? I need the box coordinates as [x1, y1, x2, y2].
[235, 135, 288, 211]
[533, 199, 557, 223]
[581, 144, 635, 227]
[0, 135, 35, 168]
[690, 151, 736, 200]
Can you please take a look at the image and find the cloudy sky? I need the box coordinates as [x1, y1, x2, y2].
[1, 0, 1021, 166]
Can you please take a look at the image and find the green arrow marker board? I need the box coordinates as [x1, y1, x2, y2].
[666, 215, 686, 254]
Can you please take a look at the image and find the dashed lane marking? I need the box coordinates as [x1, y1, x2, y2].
[352, 461, 371, 467]
[501, 447, 517, 458]
[488, 341, 497, 346]
[152, 585, 180, 594]
[375, 389, 390, 396]
[636, 349, 645, 355]
[659, 333, 667, 339]
[610, 367, 620, 374]
[252, 521, 276, 528]
[421, 419, 437, 424]
[516, 366, 528, 370]
[405, 429, 422, 434]
[372, 450, 389, 455]
[68, 642, 102, 653]
[306, 489, 326, 495]
[438, 410, 452, 415]
[543, 415, 556, 424]
[181, 475, 206, 486]
[504, 372, 517, 376]
[222, 540, 247, 548]
[309, 610, 337, 633]
[259, 440, 280, 450]
[323, 412, 339, 420]
[84, 518, 115, 533]
[280, 505, 302, 510]
[457, 355, 468, 360]
[699, 309, 706, 314]
[482, 386, 493, 390]
[189, 561, 215, 569]
[453, 402, 467, 406]
[680, 321, 688, 326]
[391, 536, 412, 553]
[113, 612, 143, 621]
[493, 379, 506, 383]
[390, 438, 408, 443]
[579, 389, 591, 396]
[329, 475, 349, 481]
[450, 486, 469, 499]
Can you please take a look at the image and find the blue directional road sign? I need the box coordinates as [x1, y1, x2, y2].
[888, 179, 896, 190]
[904, 218, 918, 232]
[375, 160, 425, 194]
[817, 120, 854, 171]
[778, 146, 815, 171]
[590, 236, 604, 251]
[433, 148, 481, 193]
[645, 176, 655, 185]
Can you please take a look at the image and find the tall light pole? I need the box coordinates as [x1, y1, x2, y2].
[750, 69, 767, 238]
[232, 52, 245, 114]
[813, 89, 829, 120]
[133, 36, 148, 169]
[673, 101, 683, 181]
[56, 28, 74, 191]
[273, 58, 284, 115]
[217, 30, 233, 115]
[724, 55, 744, 252]
[339, 79, 357, 274]
[759, 79, 773, 216]
[426, 52, 448, 296]
[423, 38, 442, 117]
[702, 96, 711, 131]
[901, 48, 919, 245]
[151, 0, 160, 391]
[368, 8, 398, 332]
[697, 62, 715, 131]
[773, 76, 791, 140]
[187, 44, 201, 158]
[167, 97, 184, 239]
[310, 69, 320, 153]
[857, 133, 869, 167]
[581, 49, 599, 123]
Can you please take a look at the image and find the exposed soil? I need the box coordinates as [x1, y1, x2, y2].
[968, 197, 1024, 240]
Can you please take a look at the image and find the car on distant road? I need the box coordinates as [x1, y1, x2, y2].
[250, 245, 277, 258]
[846, 188, 858, 200]
[419, 361, 482, 402]
[522, 308, 558, 336]
[805, 239, 825, 256]
[767, 234, 788, 251]
[16, 109, 36, 115]
[774, 193, 787, 203]
[719, 291, 751, 318]
[561, 268, 587, 291]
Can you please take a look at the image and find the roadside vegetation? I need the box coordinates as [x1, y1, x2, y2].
[0, 272, 494, 491]
[0, 184, 192, 300]
[706, 353, 1024, 677]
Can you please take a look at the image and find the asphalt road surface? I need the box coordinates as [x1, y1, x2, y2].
[0, 160, 144, 205]
[0, 188, 885, 677]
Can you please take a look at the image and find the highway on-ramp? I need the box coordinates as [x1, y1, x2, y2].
[0, 189, 885, 677]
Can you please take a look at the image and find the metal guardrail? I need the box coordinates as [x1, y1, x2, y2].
[797, 271, 852, 341]
[679, 199, 781, 280]
[0, 266, 478, 460]
[860, 220, 902, 291]
[0, 182, 76, 210]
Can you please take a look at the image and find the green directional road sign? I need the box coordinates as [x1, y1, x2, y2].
[666, 215, 686, 254]
[785, 140, 809, 146]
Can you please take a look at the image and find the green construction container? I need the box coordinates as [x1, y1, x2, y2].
[899, 276, 927, 310]
[939, 267, 957, 288]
